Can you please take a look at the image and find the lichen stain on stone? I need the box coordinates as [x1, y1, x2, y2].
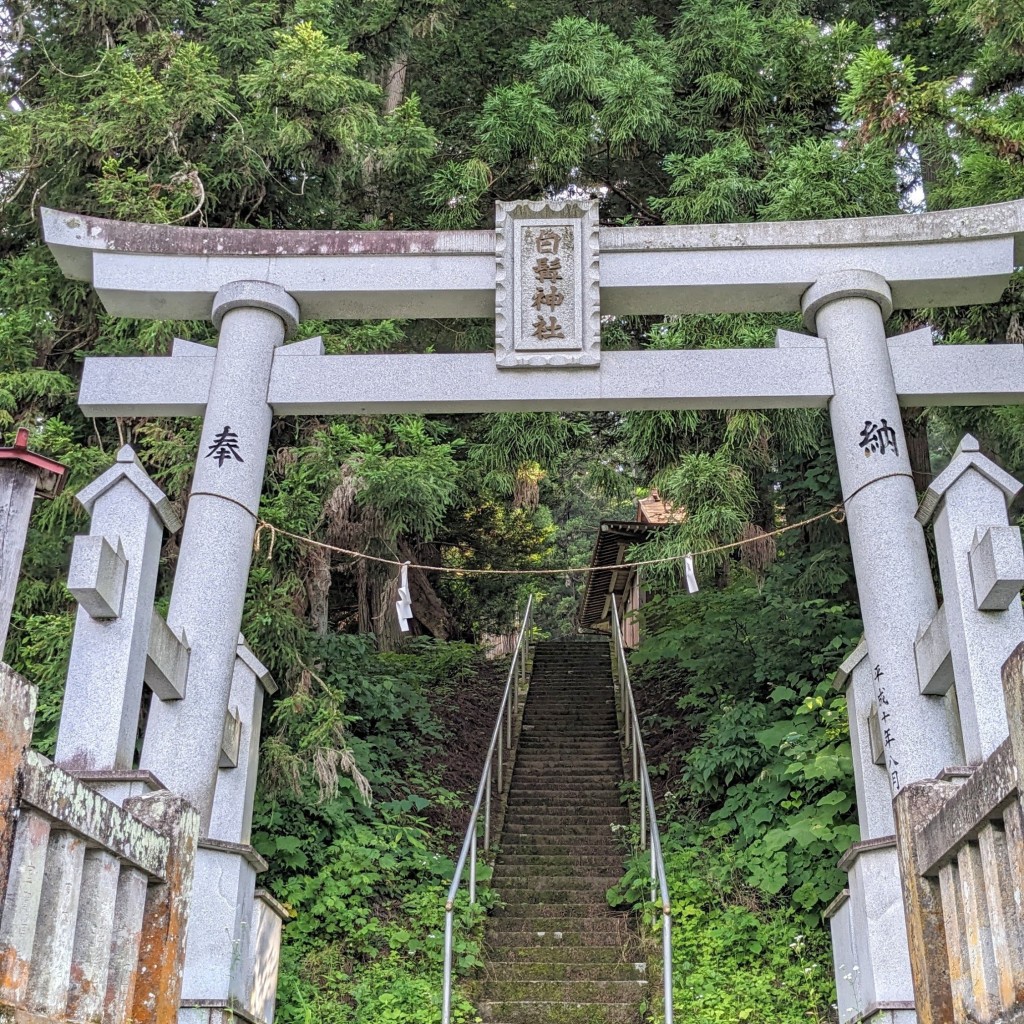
[20, 755, 169, 879]
[0, 951, 31, 1004]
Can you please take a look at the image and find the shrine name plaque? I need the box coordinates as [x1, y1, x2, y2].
[495, 199, 600, 368]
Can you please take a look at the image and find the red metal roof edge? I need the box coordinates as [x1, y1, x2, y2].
[0, 429, 69, 498]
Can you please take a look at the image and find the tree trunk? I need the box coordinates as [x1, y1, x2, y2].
[902, 407, 933, 491]
[384, 55, 408, 115]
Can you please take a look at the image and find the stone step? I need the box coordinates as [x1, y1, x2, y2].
[522, 713, 617, 720]
[494, 855, 625, 871]
[493, 901, 622, 919]
[503, 795, 623, 807]
[500, 830, 624, 843]
[497, 850, 624, 864]
[529, 667, 612, 671]
[485, 926, 629, 947]
[485, 913, 626, 937]
[519, 733, 618, 740]
[514, 739, 619, 747]
[485, 945, 638, 964]
[500, 822, 623, 834]
[521, 714, 617, 720]
[515, 754, 620, 761]
[524, 700, 613, 706]
[492, 871, 622, 885]
[517, 737, 621, 746]
[518, 732, 618, 739]
[503, 812, 627, 825]
[509, 771, 621, 780]
[503, 796, 623, 807]
[514, 754, 622, 764]
[476, 980, 648, 1002]
[511, 758, 623, 768]
[529, 672, 612, 678]
[474, 999, 641, 1023]
[505, 784, 622, 796]
[482, 961, 646, 982]
[508, 786, 621, 794]
[491, 874, 621, 889]
[528, 678, 613, 683]
[498, 847, 624, 861]
[526, 687, 613, 693]
[501, 815, 623, 826]
[505, 786, 622, 796]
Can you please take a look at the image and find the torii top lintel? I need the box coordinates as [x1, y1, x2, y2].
[40, 201, 1024, 321]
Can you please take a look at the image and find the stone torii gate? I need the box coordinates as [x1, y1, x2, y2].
[39, 199, 1024, 1022]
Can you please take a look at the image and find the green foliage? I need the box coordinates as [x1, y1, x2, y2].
[613, 844, 835, 1023]
[633, 548, 862, 913]
[255, 635, 493, 1024]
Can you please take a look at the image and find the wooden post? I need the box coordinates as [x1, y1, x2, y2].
[0, 466, 40, 657]
[0, 665, 36, 907]
[0, 431, 66, 659]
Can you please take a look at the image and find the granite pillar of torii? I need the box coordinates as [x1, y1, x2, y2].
[40, 200, 1024, 1010]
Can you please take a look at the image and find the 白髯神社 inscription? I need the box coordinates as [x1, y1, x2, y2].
[494, 199, 600, 368]
[36, 198, 1024, 1024]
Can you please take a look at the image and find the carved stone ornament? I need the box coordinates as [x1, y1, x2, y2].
[495, 199, 600, 368]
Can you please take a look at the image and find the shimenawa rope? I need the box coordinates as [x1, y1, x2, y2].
[252, 505, 846, 578]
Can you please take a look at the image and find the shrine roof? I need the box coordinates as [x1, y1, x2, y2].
[636, 490, 687, 525]
[580, 520, 662, 631]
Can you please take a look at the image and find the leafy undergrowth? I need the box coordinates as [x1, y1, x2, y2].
[254, 634, 506, 1024]
[613, 840, 835, 1024]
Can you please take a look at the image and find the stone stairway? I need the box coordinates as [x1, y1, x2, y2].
[475, 640, 647, 1023]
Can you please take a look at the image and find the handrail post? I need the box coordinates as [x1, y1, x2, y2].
[640, 775, 647, 849]
[497, 737, 503, 792]
[442, 908, 454, 1024]
[484, 763, 491, 851]
[663, 909, 673, 1023]
[469, 830, 477, 904]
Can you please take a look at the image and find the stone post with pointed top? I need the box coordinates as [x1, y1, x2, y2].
[915, 434, 1024, 763]
[56, 446, 181, 773]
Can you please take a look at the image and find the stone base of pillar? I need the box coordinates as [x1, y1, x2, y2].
[827, 840, 917, 1024]
[851, 1006, 917, 1024]
[180, 1001, 263, 1024]
[180, 845, 288, 1024]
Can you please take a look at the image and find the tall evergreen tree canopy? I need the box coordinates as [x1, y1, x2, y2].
[3, 0, 1024, 1018]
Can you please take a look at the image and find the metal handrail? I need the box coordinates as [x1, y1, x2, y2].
[441, 594, 534, 1024]
[611, 602, 674, 1024]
